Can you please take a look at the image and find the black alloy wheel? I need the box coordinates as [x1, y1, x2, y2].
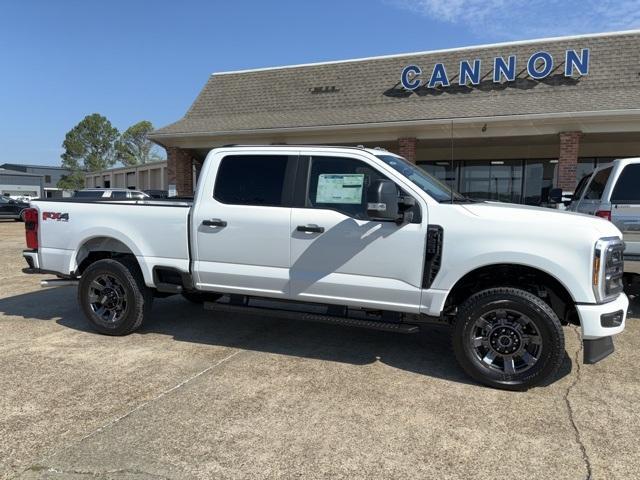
[78, 258, 152, 335]
[452, 287, 564, 390]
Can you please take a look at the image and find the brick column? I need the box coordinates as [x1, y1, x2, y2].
[557, 131, 582, 191]
[398, 137, 418, 164]
[166, 147, 194, 196]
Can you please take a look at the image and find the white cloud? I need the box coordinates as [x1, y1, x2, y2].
[387, 0, 640, 39]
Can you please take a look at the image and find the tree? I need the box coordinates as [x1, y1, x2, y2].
[58, 113, 120, 189]
[116, 120, 162, 166]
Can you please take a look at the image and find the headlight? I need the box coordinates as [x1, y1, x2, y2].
[593, 237, 625, 303]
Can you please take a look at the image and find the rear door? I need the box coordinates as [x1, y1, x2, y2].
[289, 153, 427, 313]
[610, 163, 640, 255]
[576, 166, 612, 215]
[192, 152, 297, 298]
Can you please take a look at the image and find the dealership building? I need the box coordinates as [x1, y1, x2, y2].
[148, 30, 640, 204]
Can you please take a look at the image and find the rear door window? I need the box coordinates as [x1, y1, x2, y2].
[611, 164, 640, 204]
[583, 167, 612, 200]
[214, 155, 291, 207]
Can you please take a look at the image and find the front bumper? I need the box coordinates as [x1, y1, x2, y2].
[576, 293, 629, 363]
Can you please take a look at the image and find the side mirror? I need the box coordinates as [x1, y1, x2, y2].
[548, 188, 563, 203]
[367, 179, 400, 221]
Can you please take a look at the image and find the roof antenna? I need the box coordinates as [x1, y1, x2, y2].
[450, 119, 454, 204]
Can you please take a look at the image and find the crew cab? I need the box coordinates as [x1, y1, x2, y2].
[21, 146, 629, 390]
[551, 158, 640, 294]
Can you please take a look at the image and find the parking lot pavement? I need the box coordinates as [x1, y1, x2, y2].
[1, 221, 639, 480]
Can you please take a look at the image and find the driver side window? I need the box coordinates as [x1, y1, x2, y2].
[307, 156, 389, 219]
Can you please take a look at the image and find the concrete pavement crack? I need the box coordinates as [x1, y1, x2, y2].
[25, 465, 171, 479]
[564, 325, 593, 480]
[14, 348, 243, 480]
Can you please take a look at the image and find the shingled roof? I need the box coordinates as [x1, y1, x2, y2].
[151, 31, 640, 139]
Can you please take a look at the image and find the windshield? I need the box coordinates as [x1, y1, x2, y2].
[376, 154, 467, 203]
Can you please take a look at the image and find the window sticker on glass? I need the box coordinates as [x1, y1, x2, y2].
[316, 174, 364, 204]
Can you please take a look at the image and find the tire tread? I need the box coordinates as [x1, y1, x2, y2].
[452, 287, 565, 390]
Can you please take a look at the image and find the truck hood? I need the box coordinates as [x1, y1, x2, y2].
[460, 201, 622, 237]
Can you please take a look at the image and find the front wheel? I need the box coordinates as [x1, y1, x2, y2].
[452, 287, 565, 391]
[78, 258, 153, 336]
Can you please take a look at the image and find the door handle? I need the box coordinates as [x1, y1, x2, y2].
[202, 219, 227, 227]
[296, 225, 324, 233]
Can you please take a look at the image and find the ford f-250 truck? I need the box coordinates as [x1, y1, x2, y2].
[21, 146, 628, 390]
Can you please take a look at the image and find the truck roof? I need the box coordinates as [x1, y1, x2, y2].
[214, 145, 402, 157]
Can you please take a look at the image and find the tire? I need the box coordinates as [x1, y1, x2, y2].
[452, 287, 564, 391]
[78, 258, 153, 336]
[15, 210, 26, 222]
[182, 291, 222, 304]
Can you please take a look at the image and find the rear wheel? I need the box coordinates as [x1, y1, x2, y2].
[78, 258, 152, 335]
[452, 287, 564, 391]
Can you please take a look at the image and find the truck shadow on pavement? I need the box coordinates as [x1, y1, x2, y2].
[0, 287, 600, 388]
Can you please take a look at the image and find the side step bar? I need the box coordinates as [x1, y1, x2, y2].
[203, 301, 420, 334]
[40, 278, 79, 288]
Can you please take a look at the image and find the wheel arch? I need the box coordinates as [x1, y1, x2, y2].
[73, 236, 140, 277]
[444, 263, 578, 325]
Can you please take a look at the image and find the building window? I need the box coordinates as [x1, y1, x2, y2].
[44, 175, 51, 183]
[419, 158, 558, 206]
[419, 161, 458, 191]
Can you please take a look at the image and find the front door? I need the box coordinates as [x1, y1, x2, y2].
[192, 153, 296, 298]
[289, 154, 427, 313]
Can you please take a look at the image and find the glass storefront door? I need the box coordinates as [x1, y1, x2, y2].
[459, 160, 523, 203]
[523, 159, 558, 206]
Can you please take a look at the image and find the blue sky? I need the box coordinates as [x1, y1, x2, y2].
[1, 0, 638, 166]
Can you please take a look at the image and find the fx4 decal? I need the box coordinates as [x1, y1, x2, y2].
[42, 212, 69, 222]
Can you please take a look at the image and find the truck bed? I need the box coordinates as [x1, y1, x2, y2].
[30, 198, 192, 286]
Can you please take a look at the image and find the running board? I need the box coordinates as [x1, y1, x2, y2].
[203, 301, 420, 334]
[40, 278, 79, 288]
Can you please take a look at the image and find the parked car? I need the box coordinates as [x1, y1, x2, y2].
[143, 189, 169, 199]
[550, 158, 640, 294]
[22, 146, 628, 390]
[0, 195, 30, 221]
[73, 188, 150, 200]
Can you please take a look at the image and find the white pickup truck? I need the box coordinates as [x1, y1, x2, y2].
[21, 146, 628, 390]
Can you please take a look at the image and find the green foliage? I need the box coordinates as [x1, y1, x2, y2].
[58, 113, 120, 189]
[116, 120, 162, 166]
[57, 170, 87, 190]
